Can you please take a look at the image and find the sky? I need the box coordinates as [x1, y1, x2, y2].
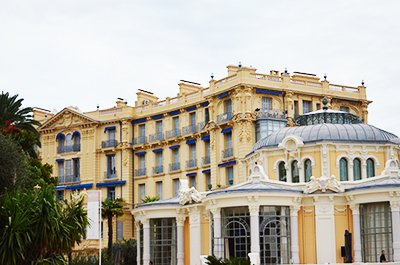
[1, 0, 399, 135]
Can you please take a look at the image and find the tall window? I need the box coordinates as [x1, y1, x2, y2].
[340, 158, 348, 181]
[189, 144, 196, 161]
[155, 151, 163, 174]
[173, 179, 180, 197]
[255, 120, 286, 142]
[156, 121, 163, 140]
[173, 149, 179, 164]
[65, 159, 72, 178]
[205, 108, 210, 123]
[56, 134, 65, 153]
[108, 128, 116, 141]
[65, 133, 73, 149]
[72, 132, 80, 151]
[73, 158, 80, 181]
[302, 100, 312, 114]
[156, 181, 163, 199]
[262, 97, 272, 111]
[227, 166, 234, 186]
[58, 161, 64, 178]
[360, 202, 393, 262]
[189, 112, 196, 126]
[304, 159, 312, 182]
[139, 154, 146, 170]
[291, 160, 299, 183]
[139, 124, 146, 143]
[225, 99, 232, 114]
[150, 218, 177, 265]
[189, 175, 196, 188]
[107, 154, 116, 178]
[139, 184, 145, 202]
[367, 158, 375, 178]
[206, 173, 211, 190]
[278, 162, 287, 182]
[294, 101, 298, 117]
[107, 187, 115, 200]
[173, 116, 179, 134]
[353, 158, 362, 180]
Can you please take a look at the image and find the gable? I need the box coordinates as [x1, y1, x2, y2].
[39, 108, 98, 131]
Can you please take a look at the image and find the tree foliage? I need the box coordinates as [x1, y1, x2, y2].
[142, 195, 159, 203]
[102, 198, 125, 259]
[205, 256, 250, 265]
[0, 182, 88, 265]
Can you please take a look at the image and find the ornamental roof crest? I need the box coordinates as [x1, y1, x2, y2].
[304, 175, 344, 194]
[178, 179, 203, 205]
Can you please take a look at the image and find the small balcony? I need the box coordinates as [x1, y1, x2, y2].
[65, 144, 81, 152]
[186, 159, 197, 169]
[202, 155, 210, 166]
[152, 165, 164, 175]
[197, 121, 206, 131]
[149, 132, 164, 142]
[57, 146, 65, 154]
[256, 109, 286, 120]
[166, 129, 181, 139]
[169, 162, 181, 172]
[133, 136, 147, 145]
[102, 139, 118, 148]
[134, 168, 146, 177]
[182, 124, 197, 135]
[104, 171, 117, 180]
[58, 174, 80, 184]
[217, 112, 233, 124]
[222, 148, 233, 159]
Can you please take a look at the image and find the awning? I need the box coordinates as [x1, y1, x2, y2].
[221, 127, 232, 134]
[96, 180, 126, 187]
[255, 88, 283, 95]
[135, 151, 146, 156]
[55, 185, 66, 190]
[169, 145, 180, 150]
[218, 160, 237, 167]
[152, 148, 163, 153]
[132, 118, 147, 124]
[202, 169, 211, 174]
[186, 106, 197, 112]
[66, 183, 93, 190]
[104, 126, 116, 133]
[201, 135, 210, 141]
[186, 139, 196, 145]
[217, 91, 229, 99]
[200, 101, 209, 107]
[151, 114, 164, 120]
[56, 132, 65, 140]
[72, 131, 80, 139]
[169, 110, 180, 116]
[55, 158, 64, 163]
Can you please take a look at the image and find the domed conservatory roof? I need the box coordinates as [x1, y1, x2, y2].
[251, 98, 399, 153]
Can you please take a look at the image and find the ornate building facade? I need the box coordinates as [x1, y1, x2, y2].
[36, 65, 387, 264]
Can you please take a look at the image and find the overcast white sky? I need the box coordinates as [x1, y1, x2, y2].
[1, 1, 399, 135]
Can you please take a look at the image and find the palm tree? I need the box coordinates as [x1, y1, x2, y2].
[0, 92, 41, 157]
[102, 198, 125, 259]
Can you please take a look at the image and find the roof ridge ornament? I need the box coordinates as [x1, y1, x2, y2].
[304, 175, 344, 194]
[178, 179, 203, 205]
[249, 163, 267, 183]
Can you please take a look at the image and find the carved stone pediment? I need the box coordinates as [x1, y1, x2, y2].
[304, 175, 344, 194]
[40, 108, 98, 131]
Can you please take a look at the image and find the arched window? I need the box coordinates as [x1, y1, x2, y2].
[291, 160, 299, 183]
[278, 162, 287, 182]
[72, 131, 81, 151]
[65, 134, 73, 152]
[304, 159, 312, 182]
[56, 133, 65, 153]
[339, 158, 348, 181]
[366, 158, 375, 178]
[353, 158, 361, 180]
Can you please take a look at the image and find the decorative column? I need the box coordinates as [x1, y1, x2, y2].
[290, 204, 300, 264]
[189, 207, 202, 265]
[249, 204, 260, 255]
[176, 215, 186, 265]
[211, 208, 222, 257]
[143, 219, 151, 265]
[135, 222, 141, 265]
[350, 204, 362, 263]
[361, 161, 367, 180]
[390, 201, 400, 262]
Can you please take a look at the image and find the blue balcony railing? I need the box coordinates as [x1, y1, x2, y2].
[217, 112, 233, 123]
[152, 165, 164, 175]
[222, 148, 233, 159]
[58, 174, 80, 184]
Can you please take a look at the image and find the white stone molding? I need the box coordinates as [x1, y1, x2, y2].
[179, 179, 204, 205]
[314, 197, 336, 263]
[142, 218, 151, 265]
[248, 164, 267, 182]
[248, 204, 260, 259]
[382, 159, 400, 178]
[304, 175, 344, 194]
[321, 144, 330, 177]
[273, 158, 287, 173]
[278, 135, 304, 151]
[248, 252, 260, 265]
[290, 203, 300, 264]
[349, 204, 362, 262]
[189, 207, 202, 265]
[211, 208, 222, 258]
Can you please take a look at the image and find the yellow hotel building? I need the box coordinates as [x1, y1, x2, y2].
[36, 65, 400, 264]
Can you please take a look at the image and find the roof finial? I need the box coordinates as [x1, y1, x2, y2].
[322, 97, 328, 111]
[238, 61, 242, 68]
[211, 73, 214, 80]
[96, 104, 99, 110]
[361, 80, 365, 86]
[284, 67, 288, 74]
[324, 73, 327, 81]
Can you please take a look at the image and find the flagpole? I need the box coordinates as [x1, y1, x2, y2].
[99, 190, 102, 265]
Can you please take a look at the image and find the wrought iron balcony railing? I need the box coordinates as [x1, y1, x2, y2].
[182, 124, 197, 135]
[101, 139, 118, 148]
[202, 156, 210, 166]
[104, 171, 117, 179]
[149, 132, 164, 142]
[216, 112, 233, 123]
[197, 121, 206, 131]
[166, 129, 181, 139]
[222, 148, 233, 159]
[134, 168, 146, 177]
[256, 109, 286, 120]
[152, 165, 164, 175]
[58, 174, 80, 184]
[169, 162, 181, 172]
[133, 136, 147, 145]
[186, 159, 197, 169]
